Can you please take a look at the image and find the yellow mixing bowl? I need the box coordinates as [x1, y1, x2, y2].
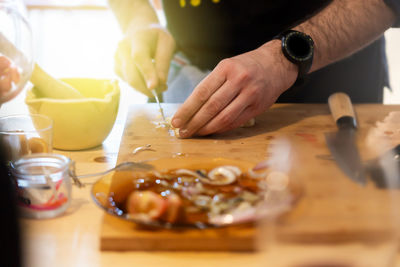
[25, 78, 120, 150]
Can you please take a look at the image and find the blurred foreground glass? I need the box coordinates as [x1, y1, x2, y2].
[0, 0, 33, 104]
[0, 114, 53, 162]
[257, 139, 400, 267]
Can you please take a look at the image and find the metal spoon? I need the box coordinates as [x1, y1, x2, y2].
[68, 161, 154, 188]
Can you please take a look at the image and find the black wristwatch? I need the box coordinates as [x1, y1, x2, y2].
[274, 30, 314, 86]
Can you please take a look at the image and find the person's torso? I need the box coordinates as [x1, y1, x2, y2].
[163, 0, 332, 68]
[162, 0, 387, 103]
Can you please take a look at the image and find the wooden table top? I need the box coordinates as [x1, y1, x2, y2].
[20, 103, 400, 267]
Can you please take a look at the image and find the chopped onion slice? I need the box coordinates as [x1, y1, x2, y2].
[132, 144, 155, 155]
[248, 168, 268, 179]
[202, 166, 240, 185]
[175, 169, 203, 179]
[248, 161, 270, 179]
[222, 166, 242, 176]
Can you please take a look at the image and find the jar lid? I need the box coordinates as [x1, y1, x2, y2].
[10, 153, 70, 179]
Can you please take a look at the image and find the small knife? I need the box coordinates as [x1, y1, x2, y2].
[325, 92, 367, 185]
[151, 89, 167, 124]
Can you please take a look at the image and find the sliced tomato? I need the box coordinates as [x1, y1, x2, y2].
[126, 191, 167, 220]
[164, 194, 182, 223]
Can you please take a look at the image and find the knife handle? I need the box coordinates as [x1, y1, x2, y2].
[328, 92, 358, 129]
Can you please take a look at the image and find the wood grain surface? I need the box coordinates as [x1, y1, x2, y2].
[18, 103, 400, 267]
[100, 104, 400, 252]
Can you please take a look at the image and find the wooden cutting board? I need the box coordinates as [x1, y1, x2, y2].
[100, 103, 400, 251]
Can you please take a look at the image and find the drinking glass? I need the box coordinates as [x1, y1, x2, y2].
[0, 114, 53, 162]
[257, 138, 400, 267]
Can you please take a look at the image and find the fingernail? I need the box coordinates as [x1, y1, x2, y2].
[172, 118, 182, 128]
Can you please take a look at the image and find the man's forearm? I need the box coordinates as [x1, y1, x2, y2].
[294, 0, 396, 72]
[108, 0, 159, 33]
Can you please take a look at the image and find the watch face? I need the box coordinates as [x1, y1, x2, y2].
[284, 31, 314, 62]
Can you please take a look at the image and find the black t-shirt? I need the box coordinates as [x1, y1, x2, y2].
[162, 0, 388, 103]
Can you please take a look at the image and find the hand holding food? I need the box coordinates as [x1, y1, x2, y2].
[171, 40, 297, 138]
[114, 24, 175, 97]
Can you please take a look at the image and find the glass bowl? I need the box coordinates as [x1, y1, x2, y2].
[0, 0, 34, 104]
[91, 156, 302, 229]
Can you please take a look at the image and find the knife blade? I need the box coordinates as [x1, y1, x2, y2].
[151, 89, 167, 124]
[325, 92, 367, 185]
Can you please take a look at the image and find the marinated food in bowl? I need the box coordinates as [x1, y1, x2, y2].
[93, 158, 301, 228]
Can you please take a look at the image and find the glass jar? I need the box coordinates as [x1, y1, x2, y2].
[10, 153, 72, 219]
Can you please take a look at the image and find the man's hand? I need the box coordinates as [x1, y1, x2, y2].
[171, 40, 297, 138]
[114, 24, 175, 97]
[171, 0, 397, 138]
[0, 55, 20, 99]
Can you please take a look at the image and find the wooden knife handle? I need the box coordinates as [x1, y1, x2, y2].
[328, 92, 358, 129]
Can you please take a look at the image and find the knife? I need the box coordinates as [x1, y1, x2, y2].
[151, 89, 167, 124]
[325, 92, 367, 185]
